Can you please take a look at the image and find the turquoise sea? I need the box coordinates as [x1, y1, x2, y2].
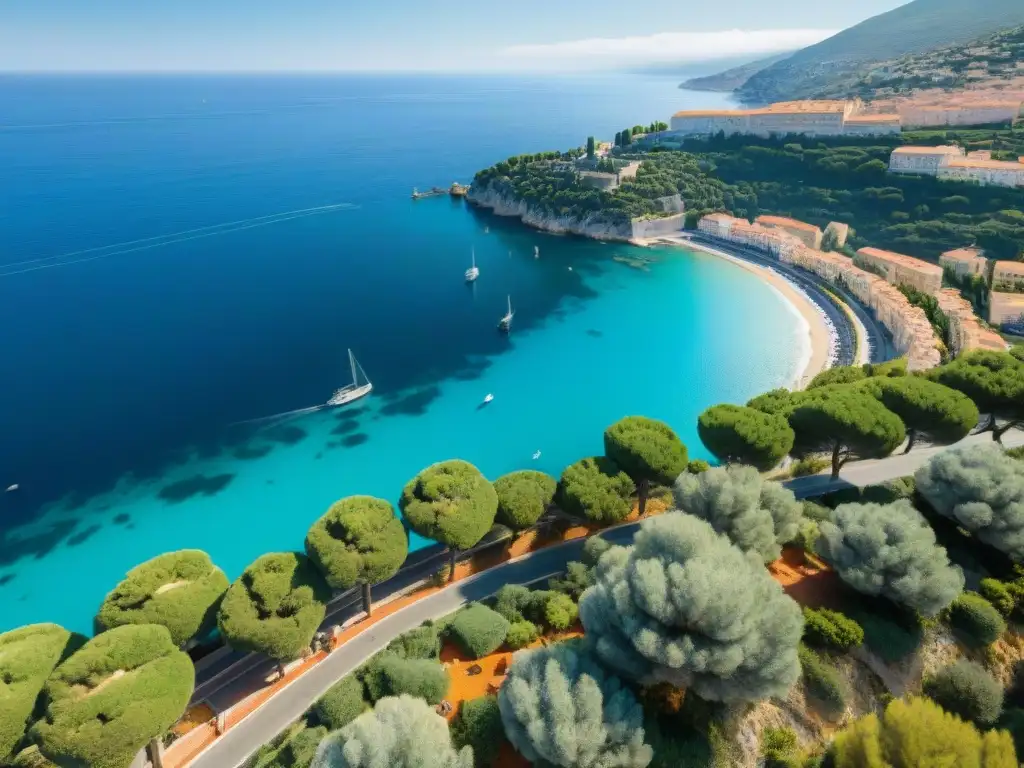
[0, 73, 804, 634]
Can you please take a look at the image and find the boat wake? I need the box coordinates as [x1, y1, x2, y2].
[0, 203, 359, 278]
[229, 405, 326, 428]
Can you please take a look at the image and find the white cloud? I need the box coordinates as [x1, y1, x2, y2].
[498, 28, 837, 70]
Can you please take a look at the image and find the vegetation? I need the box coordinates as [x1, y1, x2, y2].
[858, 376, 978, 453]
[817, 500, 964, 616]
[385, 624, 442, 661]
[948, 593, 1007, 647]
[603, 416, 688, 515]
[801, 607, 864, 652]
[504, 621, 539, 649]
[672, 465, 802, 562]
[924, 659, 1004, 727]
[557, 456, 636, 525]
[928, 351, 1024, 442]
[448, 604, 510, 659]
[492, 470, 557, 529]
[32, 624, 194, 768]
[697, 404, 794, 470]
[400, 460, 499, 578]
[217, 552, 331, 666]
[450, 695, 503, 768]
[581, 535, 612, 567]
[305, 496, 407, 615]
[311, 695, 473, 768]
[580, 514, 803, 702]
[363, 655, 449, 705]
[980, 577, 1017, 617]
[497, 641, 652, 768]
[798, 645, 846, 717]
[916, 444, 1024, 562]
[832, 696, 1017, 768]
[548, 561, 592, 602]
[250, 722, 328, 768]
[313, 675, 367, 731]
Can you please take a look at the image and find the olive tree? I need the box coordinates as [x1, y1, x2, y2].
[673, 465, 802, 562]
[0, 624, 82, 764]
[32, 624, 194, 768]
[306, 496, 408, 616]
[493, 470, 557, 529]
[400, 460, 498, 580]
[859, 377, 978, 453]
[558, 457, 636, 526]
[604, 417, 688, 516]
[697, 404, 794, 471]
[929, 350, 1024, 442]
[94, 549, 229, 647]
[579, 514, 803, 702]
[916, 444, 1024, 562]
[311, 694, 472, 768]
[817, 500, 964, 616]
[498, 641, 652, 768]
[218, 552, 331, 673]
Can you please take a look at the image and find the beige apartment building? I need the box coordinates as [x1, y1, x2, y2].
[990, 291, 1024, 328]
[696, 213, 803, 258]
[854, 247, 944, 295]
[934, 289, 1007, 355]
[754, 215, 824, 249]
[890, 145, 1024, 187]
[939, 247, 987, 278]
[992, 260, 1024, 292]
[889, 145, 965, 174]
[899, 101, 1022, 128]
[670, 100, 901, 139]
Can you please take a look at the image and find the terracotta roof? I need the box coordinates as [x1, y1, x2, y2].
[673, 110, 752, 118]
[994, 261, 1024, 276]
[892, 145, 963, 155]
[912, 102, 1021, 111]
[857, 247, 943, 275]
[765, 100, 849, 113]
[940, 248, 985, 261]
[946, 158, 1024, 170]
[755, 215, 822, 234]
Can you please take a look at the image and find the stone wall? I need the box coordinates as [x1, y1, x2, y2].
[630, 214, 686, 240]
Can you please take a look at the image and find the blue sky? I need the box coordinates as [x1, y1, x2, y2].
[1, 0, 909, 72]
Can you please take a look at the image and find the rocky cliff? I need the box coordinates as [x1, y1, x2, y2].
[467, 184, 633, 241]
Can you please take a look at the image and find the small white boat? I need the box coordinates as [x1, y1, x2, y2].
[568, 267, 573, 272]
[5, 484, 18, 493]
[484, 226, 490, 234]
[534, 246, 540, 259]
[465, 248, 479, 283]
[532, 451, 541, 460]
[327, 349, 373, 407]
[483, 394, 494, 404]
[498, 295, 514, 332]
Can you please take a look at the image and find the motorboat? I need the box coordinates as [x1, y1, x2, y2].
[534, 246, 540, 259]
[532, 451, 541, 460]
[482, 394, 494, 405]
[465, 249, 479, 282]
[5, 484, 18, 493]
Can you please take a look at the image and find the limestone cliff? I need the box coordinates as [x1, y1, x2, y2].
[467, 184, 633, 241]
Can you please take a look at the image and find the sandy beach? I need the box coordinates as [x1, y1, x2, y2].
[650, 237, 833, 389]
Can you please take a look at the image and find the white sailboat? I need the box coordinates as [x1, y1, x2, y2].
[534, 246, 540, 259]
[498, 295, 514, 332]
[327, 349, 373, 407]
[465, 249, 479, 282]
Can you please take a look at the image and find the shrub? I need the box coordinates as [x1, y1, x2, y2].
[791, 456, 830, 477]
[505, 621, 540, 650]
[363, 655, 449, 704]
[850, 607, 923, 664]
[923, 659, 1003, 727]
[999, 707, 1024, 760]
[799, 645, 845, 716]
[492, 584, 534, 623]
[557, 456, 636, 525]
[493, 470, 557, 529]
[802, 608, 864, 652]
[548, 561, 591, 601]
[253, 722, 328, 768]
[450, 696, 503, 768]
[542, 593, 578, 631]
[687, 459, 711, 474]
[449, 604, 510, 659]
[802, 501, 832, 522]
[761, 726, 799, 768]
[948, 593, 1006, 647]
[581, 535, 612, 567]
[385, 624, 441, 660]
[313, 675, 366, 730]
[980, 578, 1016, 617]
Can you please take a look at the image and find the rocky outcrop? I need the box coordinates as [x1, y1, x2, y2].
[467, 184, 633, 241]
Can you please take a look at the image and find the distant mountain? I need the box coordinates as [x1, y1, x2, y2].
[734, 0, 1024, 104]
[678, 53, 791, 92]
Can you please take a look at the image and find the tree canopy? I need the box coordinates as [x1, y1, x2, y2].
[311, 694, 473, 768]
[579, 514, 803, 702]
[400, 460, 498, 553]
[94, 549, 229, 647]
[817, 500, 964, 616]
[832, 696, 1017, 768]
[603, 417, 688, 514]
[859, 376, 978, 452]
[929, 351, 1024, 441]
[498, 641, 652, 768]
[916, 444, 1024, 562]
[493, 471, 557, 529]
[0, 624, 82, 764]
[32, 624, 194, 768]
[673, 465, 802, 562]
[218, 551, 331, 662]
[807, 365, 869, 390]
[697, 404, 794, 471]
[558, 457, 636, 525]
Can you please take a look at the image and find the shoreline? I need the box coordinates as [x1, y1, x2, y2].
[647, 236, 833, 389]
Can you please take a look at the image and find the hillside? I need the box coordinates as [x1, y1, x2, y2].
[734, 0, 1024, 104]
[678, 53, 790, 92]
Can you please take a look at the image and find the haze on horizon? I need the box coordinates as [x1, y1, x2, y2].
[2, 0, 912, 73]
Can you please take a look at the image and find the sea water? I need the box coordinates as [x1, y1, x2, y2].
[0, 74, 803, 633]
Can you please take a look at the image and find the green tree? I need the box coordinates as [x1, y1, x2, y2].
[817, 500, 963, 616]
[400, 460, 498, 580]
[217, 552, 331, 673]
[832, 696, 1017, 768]
[493, 470, 557, 529]
[580, 514, 803, 702]
[311, 695, 472, 768]
[450, 695, 503, 768]
[557, 457, 636, 525]
[587, 136, 596, 159]
[860, 376, 978, 453]
[788, 389, 906, 479]
[32, 624, 194, 768]
[622, 129, 633, 146]
[498, 641, 652, 768]
[697, 404, 794, 470]
[313, 675, 367, 731]
[924, 660, 1004, 727]
[673, 465, 802, 562]
[807, 366, 867, 389]
[94, 549, 229, 647]
[929, 350, 1024, 442]
[614, 131, 622, 147]
[305, 496, 407, 616]
[604, 416, 688, 515]
[0, 624, 83, 764]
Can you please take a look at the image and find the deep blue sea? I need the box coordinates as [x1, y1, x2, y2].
[0, 73, 805, 634]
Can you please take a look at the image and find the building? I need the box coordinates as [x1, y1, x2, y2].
[939, 156, 1024, 188]
[697, 213, 802, 258]
[669, 100, 901, 139]
[823, 222, 850, 250]
[889, 145, 965, 175]
[578, 160, 641, 192]
[934, 289, 1007, 355]
[992, 261, 1024, 292]
[754, 215, 824, 249]
[990, 291, 1024, 330]
[854, 247, 944, 295]
[899, 101, 1022, 129]
[939, 247, 987, 278]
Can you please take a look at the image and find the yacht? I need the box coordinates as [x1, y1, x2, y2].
[498, 296, 514, 332]
[327, 349, 373, 407]
[465, 249, 479, 283]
